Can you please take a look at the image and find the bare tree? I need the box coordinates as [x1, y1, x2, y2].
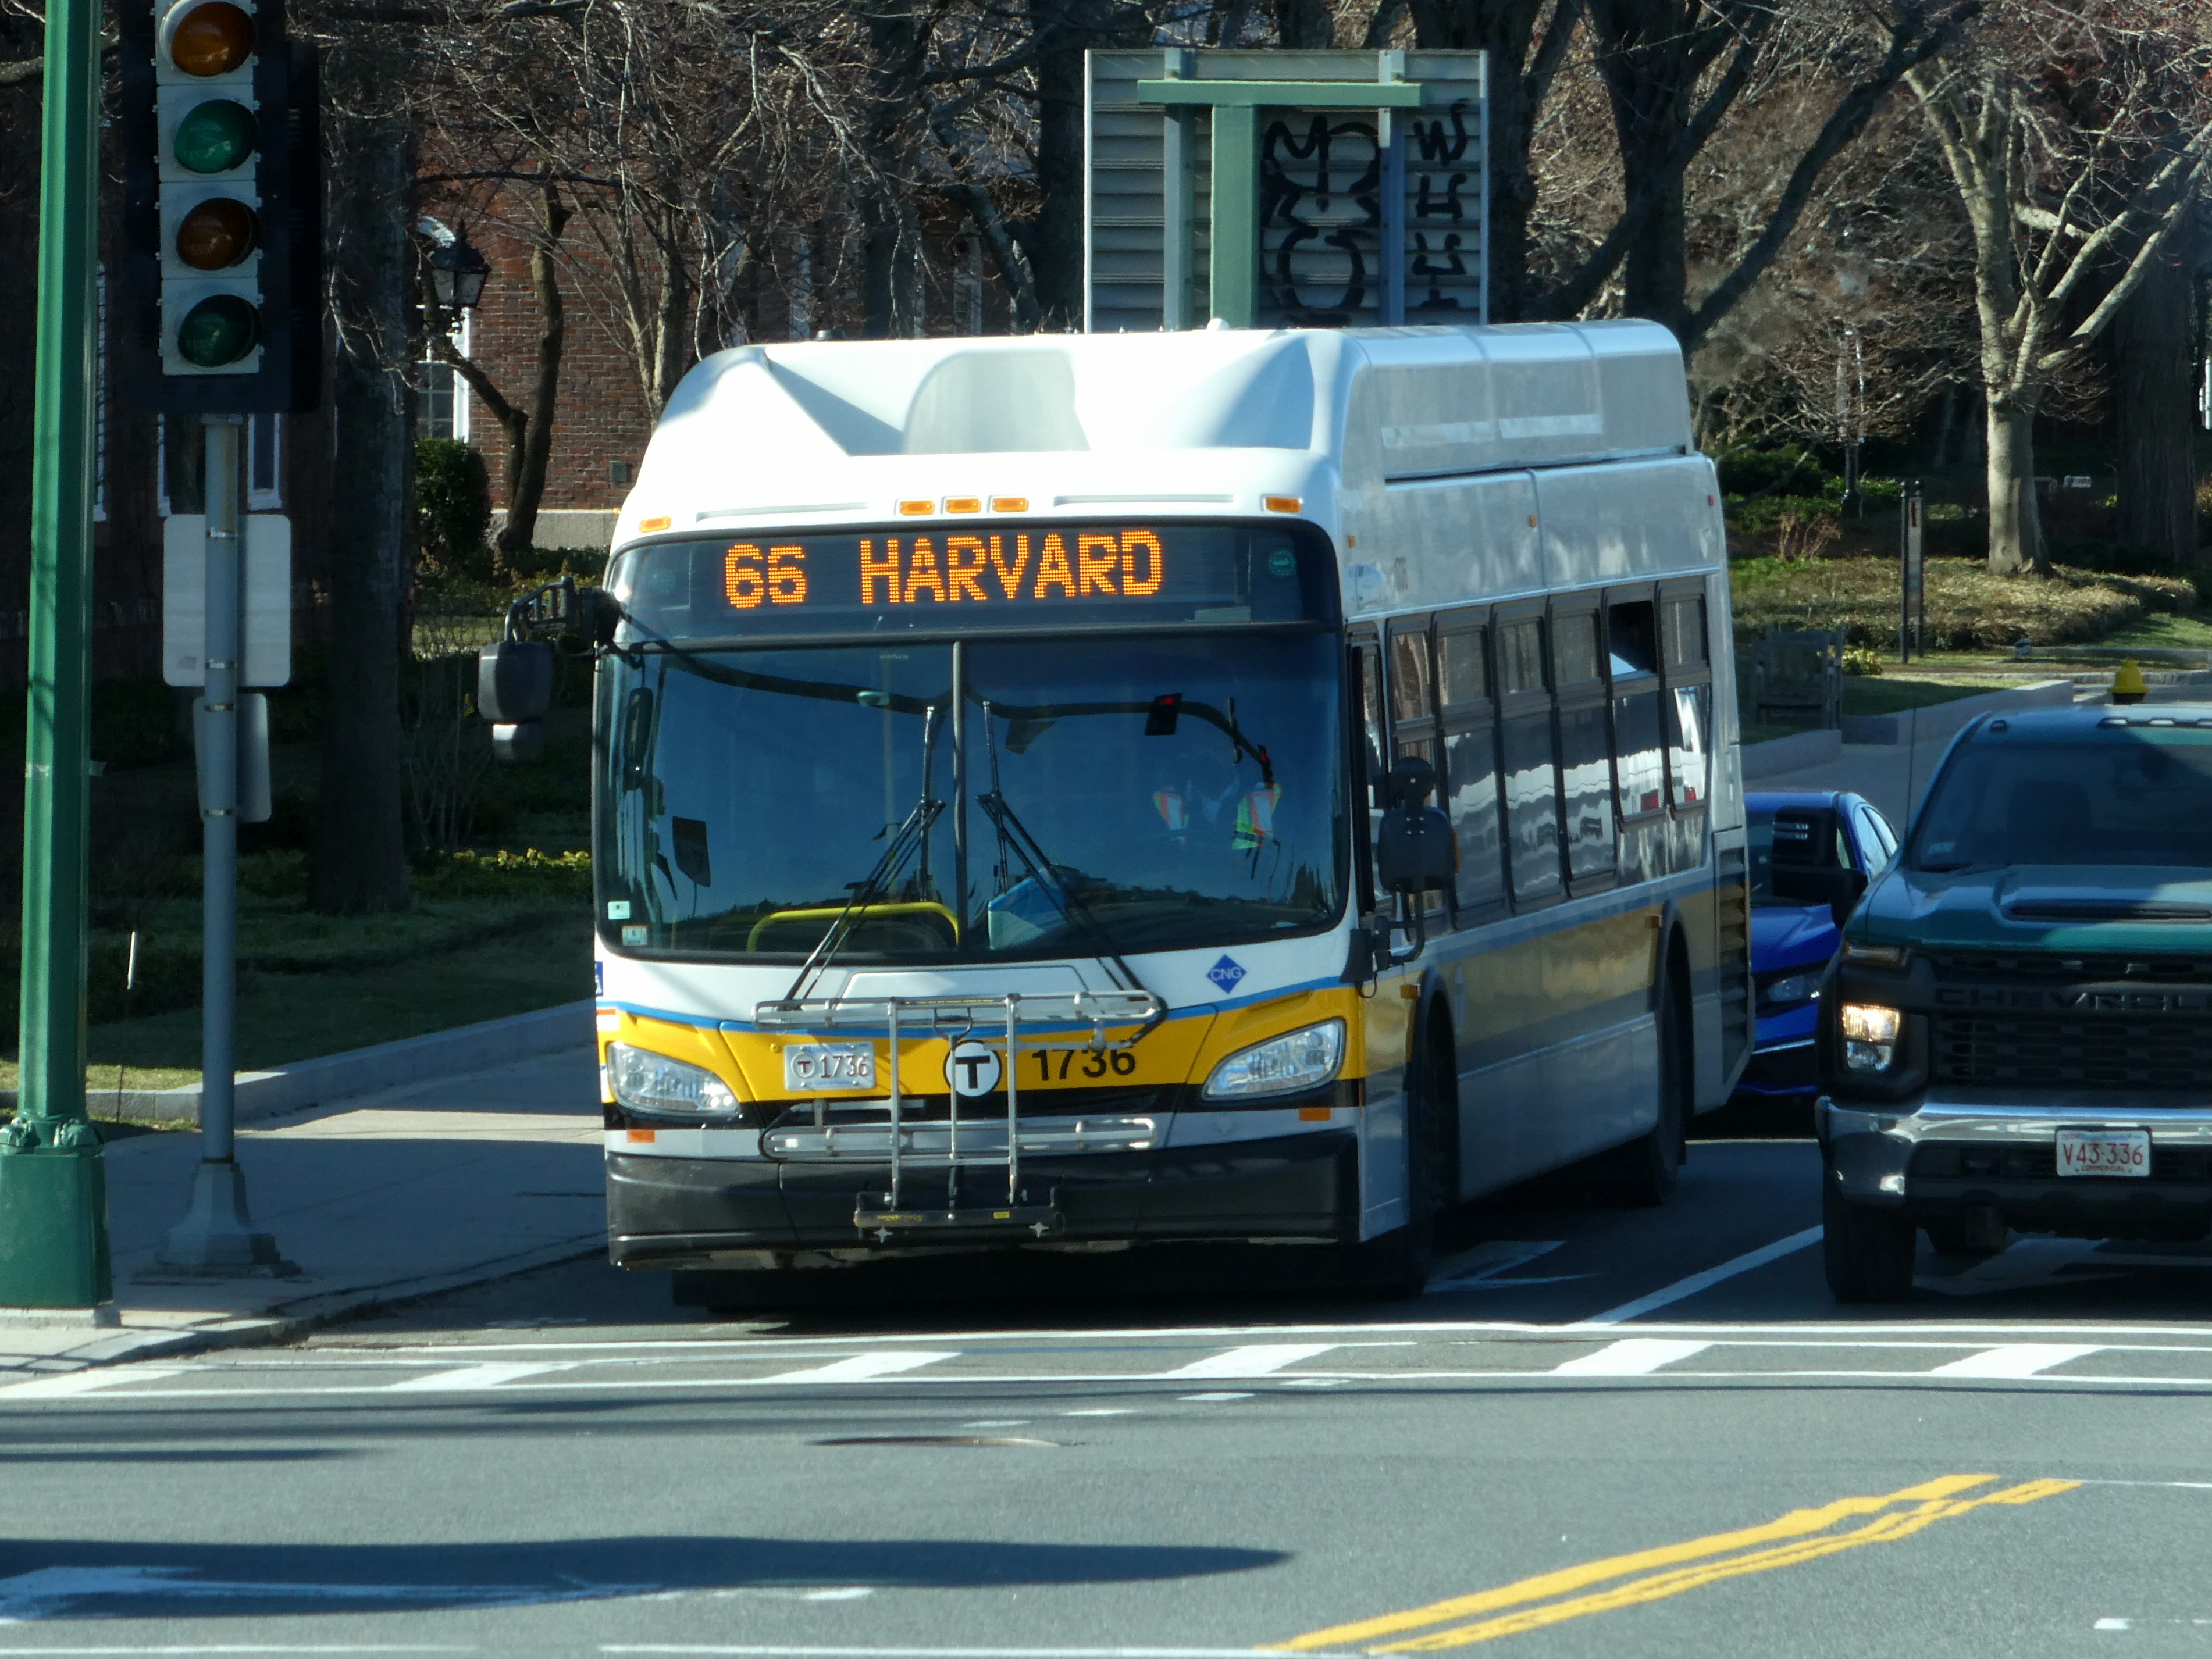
[428, 180, 571, 568]
[1905, 1, 2212, 573]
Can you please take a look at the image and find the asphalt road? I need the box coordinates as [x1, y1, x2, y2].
[6, 1128, 2212, 1657]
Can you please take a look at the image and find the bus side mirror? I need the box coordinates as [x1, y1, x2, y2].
[1376, 756, 1455, 894]
[479, 639, 553, 765]
[578, 586, 622, 648]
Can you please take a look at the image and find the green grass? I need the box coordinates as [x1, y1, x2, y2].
[20, 915, 596, 1080]
[1840, 676, 2007, 716]
[2093, 611, 2212, 652]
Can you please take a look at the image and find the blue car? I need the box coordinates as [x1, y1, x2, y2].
[1735, 789, 1898, 1104]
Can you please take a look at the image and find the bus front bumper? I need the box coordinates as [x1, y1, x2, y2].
[604, 1126, 1360, 1268]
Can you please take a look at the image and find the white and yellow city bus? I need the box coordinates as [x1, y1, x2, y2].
[576, 320, 1751, 1298]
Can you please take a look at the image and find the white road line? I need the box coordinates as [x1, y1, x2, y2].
[1159, 1344, 1338, 1379]
[599, 1651, 1324, 1659]
[1550, 1338, 1714, 1376]
[383, 1362, 579, 1392]
[1927, 1344, 2103, 1379]
[1584, 1227, 1823, 1325]
[0, 1366, 183, 1400]
[758, 1352, 957, 1383]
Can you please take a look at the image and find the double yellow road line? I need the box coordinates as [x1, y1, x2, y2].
[1280, 1474, 2079, 1651]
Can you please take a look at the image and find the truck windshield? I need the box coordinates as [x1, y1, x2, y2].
[1911, 729, 2212, 870]
[597, 634, 1345, 960]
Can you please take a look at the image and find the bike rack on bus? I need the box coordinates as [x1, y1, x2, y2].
[750, 990, 1164, 1241]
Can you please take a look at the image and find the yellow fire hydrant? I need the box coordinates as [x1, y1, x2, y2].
[2112, 660, 2149, 705]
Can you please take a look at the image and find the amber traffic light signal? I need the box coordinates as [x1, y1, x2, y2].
[119, 0, 319, 413]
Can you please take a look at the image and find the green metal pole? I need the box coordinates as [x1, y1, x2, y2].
[0, 0, 113, 1309]
[1209, 102, 1259, 328]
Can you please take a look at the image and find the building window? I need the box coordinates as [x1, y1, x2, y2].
[418, 311, 472, 441]
[246, 414, 282, 509]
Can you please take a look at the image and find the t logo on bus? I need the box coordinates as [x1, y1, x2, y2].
[945, 1040, 1004, 1098]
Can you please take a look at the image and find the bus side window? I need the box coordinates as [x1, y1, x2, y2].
[1608, 598, 1665, 821]
[1552, 606, 1614, 885]
[1390, 621, 1445, 916]
[1659, 585, 1714, 812]
[1352, 637, 1384, 911]
[1438, 617, 1504, 912]
[1496, 614, 1562, 905]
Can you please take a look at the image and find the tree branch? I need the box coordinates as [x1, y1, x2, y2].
[1684, 0, 1983, 351]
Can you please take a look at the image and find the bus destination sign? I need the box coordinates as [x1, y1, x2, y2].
[616, 520, 1333, 637]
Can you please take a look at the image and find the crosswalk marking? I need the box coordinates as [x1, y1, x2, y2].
[384, 1361, 580, 1392]
[760, 1351, 958, 1383]
[1161, 1344, 1339, 1379]
[1551, 1339, 1714, 1376]
[1926, 1344, 2102, 1379]
[0, 1364, 183, 1400]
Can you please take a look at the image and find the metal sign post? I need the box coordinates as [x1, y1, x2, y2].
[1900, 478, 1925, 664]
[157, 416, 287, 1273]
[0, 0, 112, 1313]
[1085, 48, 1488, 333]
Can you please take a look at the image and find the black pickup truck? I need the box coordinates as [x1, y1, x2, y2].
[1806, 705, 2212, 1303]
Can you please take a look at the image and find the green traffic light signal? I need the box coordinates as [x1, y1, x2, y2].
[173, 98, 257, 173]
[177, 293, 261, 366]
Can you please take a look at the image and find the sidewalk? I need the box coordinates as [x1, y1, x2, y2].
[1751, 727, 1966, 826]
[0, 1046, 603, 1383]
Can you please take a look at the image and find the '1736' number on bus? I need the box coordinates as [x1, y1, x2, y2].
[1036, 1049, 1138, 1082]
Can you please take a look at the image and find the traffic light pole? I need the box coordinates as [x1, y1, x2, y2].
[157, 416, 284, 1273]
[0, 0, 113, 1312]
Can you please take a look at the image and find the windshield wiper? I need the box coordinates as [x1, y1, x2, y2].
[783, 703, 946, 1003]
[977, 701, 1157, 1016]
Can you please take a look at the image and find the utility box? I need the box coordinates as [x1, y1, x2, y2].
[1084, 48, 1488, 334]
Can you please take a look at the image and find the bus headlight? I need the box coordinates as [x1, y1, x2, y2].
[608, 1042, 740, 1115]
[1203, 1019, 1345, 1100]
[1839, 1004, 1900, 1073]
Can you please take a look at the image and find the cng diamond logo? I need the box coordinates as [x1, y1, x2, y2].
[1207, 955, 1248, 994]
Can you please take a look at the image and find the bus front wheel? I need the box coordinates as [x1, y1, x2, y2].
[1351, 1003, 1458, 1298]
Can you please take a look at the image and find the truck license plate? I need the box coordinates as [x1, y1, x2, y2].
[2055, 1128, 2150, 1178]
[783, 1042, 876, 1093]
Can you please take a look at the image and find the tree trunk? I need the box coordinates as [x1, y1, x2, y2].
[2115, 201, 2200, 566]
[1587, 0, 1695, 340]
[1985, 396, 2050, 579]
[495, 184, 568, 566]
[1028, 0, 1115, 329]
[308, 100, 411, 915]
[1270, 0, 1333, 48]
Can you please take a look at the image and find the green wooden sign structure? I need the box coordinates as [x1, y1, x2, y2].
[1084, 48, 1488, 334]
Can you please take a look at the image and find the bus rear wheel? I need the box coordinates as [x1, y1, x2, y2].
[1602, 964, 1690, 1207]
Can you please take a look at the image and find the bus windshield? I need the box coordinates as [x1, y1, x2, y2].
[598, 634, 1346, 961]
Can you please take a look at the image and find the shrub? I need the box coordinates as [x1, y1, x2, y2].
[1733, 556, 2196, 651]
[413, 847, 592, 901]
[1842, 645, 1884, 677]
[1716, 445, 1834, 499]
[417, 438, 494, 583]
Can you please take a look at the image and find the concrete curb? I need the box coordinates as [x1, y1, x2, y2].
[1839, 679, 2076, 745]
[1742, 727, 1842, 779]
[5, 999, 594, 1128]
[7, 1235, 607, 1378]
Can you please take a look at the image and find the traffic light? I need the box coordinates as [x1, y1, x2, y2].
[119, 0, 320, 413]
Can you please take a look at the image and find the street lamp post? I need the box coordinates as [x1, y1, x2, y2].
[0, 0, 113, 1313]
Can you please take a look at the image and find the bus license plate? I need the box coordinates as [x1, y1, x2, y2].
[784, 1043, 876, 1092]
[2055, 1128, 2150, 1178]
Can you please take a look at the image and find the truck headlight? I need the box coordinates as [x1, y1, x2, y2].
[1839, 1004, 1900, 1072]
[1203, 1019, 1346, 1100]
[608, 1042, 740, 1115]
